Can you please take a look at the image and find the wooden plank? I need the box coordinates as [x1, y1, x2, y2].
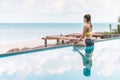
[42, 33, 120, 41]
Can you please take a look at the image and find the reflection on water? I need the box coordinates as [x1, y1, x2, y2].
[0, 39, 120, 80]
[73, 45, 94, 77]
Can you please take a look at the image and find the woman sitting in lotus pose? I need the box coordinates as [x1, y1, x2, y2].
[75, 14, 94, 46]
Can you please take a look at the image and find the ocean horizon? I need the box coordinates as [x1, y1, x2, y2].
[0, 23, 118, 45]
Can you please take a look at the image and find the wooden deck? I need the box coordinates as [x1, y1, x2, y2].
[42, 33, 120, 47]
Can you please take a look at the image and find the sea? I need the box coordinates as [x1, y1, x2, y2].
[0, 23, 118, 45]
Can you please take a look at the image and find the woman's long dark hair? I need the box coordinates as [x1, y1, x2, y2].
[84, 14, 92, 28]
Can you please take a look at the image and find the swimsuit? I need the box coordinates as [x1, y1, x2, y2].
[85, 39, 94, 47]
[86, 32, 92, 36]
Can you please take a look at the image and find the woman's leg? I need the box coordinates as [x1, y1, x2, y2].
[74, 41, 86, 46]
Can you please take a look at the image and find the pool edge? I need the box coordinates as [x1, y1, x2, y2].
[0, 37, 120, 58]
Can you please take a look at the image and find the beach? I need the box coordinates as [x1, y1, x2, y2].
[0, 38, 61, 54]
[0, 38, 41, 53]
[0, 23, 118, 54]
[0, 0, 119, 79]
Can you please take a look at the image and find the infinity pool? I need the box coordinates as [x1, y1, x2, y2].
[0, 39, 120, 80]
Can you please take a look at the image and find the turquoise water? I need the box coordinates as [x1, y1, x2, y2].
[0, 39, 120, 80]
[0, 23, 117, 44]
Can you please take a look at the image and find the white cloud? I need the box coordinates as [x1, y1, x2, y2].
[0, 0, 120, 22]
[93, 40, 120, 76]
[0, 39, 120, 79]
[0, 47, 82, 78]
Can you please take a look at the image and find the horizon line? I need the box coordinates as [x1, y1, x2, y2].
[0, 22, 118, 24]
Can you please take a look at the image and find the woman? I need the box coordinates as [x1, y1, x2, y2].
[75, 14, 94, 46]
[73, 14, 94, 77]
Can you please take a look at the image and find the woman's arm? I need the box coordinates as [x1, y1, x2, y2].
[79, 26, 86, 41]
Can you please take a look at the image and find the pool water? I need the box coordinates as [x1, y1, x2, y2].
[0, 39, 120, 80]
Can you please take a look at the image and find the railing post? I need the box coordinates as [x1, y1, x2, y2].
[57, 39, 60, 45]
[45, 39, 47, 47]
[62, 40, 64, 44]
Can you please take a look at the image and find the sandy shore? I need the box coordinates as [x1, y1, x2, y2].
[0, 38, 56, 54]
[0, 36, 103, 54]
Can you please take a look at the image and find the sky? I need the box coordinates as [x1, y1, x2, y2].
[0, 0, 120, 23]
